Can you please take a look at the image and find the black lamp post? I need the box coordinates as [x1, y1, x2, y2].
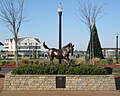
[58, 3, 63, 64]
[116, 33, 119, 64]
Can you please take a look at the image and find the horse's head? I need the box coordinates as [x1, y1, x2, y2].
[63, 43, 74, 55]
[71, 44, 74, 56]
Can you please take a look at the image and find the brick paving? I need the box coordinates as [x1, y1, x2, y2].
[0, 78, 120, 96]
[0, 78, 4, 92]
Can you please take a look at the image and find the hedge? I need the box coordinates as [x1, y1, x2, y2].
[11, 64, 108, 75]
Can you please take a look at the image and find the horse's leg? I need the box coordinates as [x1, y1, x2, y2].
[48, 51, 54, 64]
[50, 57, 54, 64]
[63, 59, 68, 64]
[68, 58, 71, 66]
[64, 58, 71, 66]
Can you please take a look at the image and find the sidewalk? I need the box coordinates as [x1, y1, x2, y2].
[0, 90, 120, 96]
[0, 78, 120, 96]
[0, 78, 4, 92]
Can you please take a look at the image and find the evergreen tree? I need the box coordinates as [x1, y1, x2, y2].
[85, 23, 104, 59]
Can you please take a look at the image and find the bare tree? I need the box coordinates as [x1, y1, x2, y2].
[76, 0, 105, 64]
[0, 0, 25, 67]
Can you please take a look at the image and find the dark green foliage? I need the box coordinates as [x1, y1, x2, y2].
[0, 73, 5, 77]
[85, 24, 104, 59]
[11, 64, 108, 75]
[107, 58, 113, 64]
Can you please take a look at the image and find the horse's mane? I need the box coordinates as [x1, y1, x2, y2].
[63, 43, 72, 48]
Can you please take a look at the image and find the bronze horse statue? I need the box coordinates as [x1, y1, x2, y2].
[43, 42, 74, 65]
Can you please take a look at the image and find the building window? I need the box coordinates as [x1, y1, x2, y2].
[25, 43, 27, 45]
[29, 43, 32, 45]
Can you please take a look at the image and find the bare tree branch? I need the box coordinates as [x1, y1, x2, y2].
[77, 0, 105, 30]
[0, 0, 25, 67]
[76, 0, 105, 64]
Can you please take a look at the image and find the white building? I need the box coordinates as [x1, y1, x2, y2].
[3, 37, 41, 58]
[102, 48, 120, 58]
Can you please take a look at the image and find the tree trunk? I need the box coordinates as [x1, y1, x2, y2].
[14, 37, 18, 67]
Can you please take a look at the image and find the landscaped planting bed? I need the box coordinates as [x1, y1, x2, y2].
[11, 64, 108, 75]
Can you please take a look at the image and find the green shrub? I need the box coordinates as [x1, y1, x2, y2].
[12, 64, 108, 75]
[119, 68, 120, 73]
[57, 64, 66, 74]
[0, 73, 5, 77]
[0, 61, 7, 66]
[77, 58, 85, 65]
[107, 58, 113, 64]
[21, 58, 29, 64]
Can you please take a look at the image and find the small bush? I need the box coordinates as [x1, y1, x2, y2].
[119, 68, 120, 73]
[12, 64, 108, 75]
[21, 58, 29, 64]
[76, 58, 85, 65]
[92, 58, 100, 65]
[0, 73, 5, 77]
[9, 59, 16, 65]
[107, 58, 113, 64]
[112, 59, 117, 64]
[0, 61, 7, 66]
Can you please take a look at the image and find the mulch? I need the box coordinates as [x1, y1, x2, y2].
[101, 64, 120, 68]
[0, 64, 16, 68]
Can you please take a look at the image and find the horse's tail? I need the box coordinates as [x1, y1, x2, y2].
[43, 42, 50, 49]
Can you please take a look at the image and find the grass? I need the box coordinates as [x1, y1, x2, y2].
[0, 58, 120, 66]
[113, 73, 120, 77]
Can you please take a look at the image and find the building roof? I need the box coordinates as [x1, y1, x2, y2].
[0, 42, 4, 46]
[102, 48, 120, 50]
[17, 37, 41, 43]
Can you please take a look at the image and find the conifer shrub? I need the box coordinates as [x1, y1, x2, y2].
[12, 64, 108, 75]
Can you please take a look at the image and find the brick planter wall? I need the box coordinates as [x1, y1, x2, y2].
[3, 73, 116, 90]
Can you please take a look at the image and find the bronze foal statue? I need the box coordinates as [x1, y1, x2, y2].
[43, 42, 74, 65]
